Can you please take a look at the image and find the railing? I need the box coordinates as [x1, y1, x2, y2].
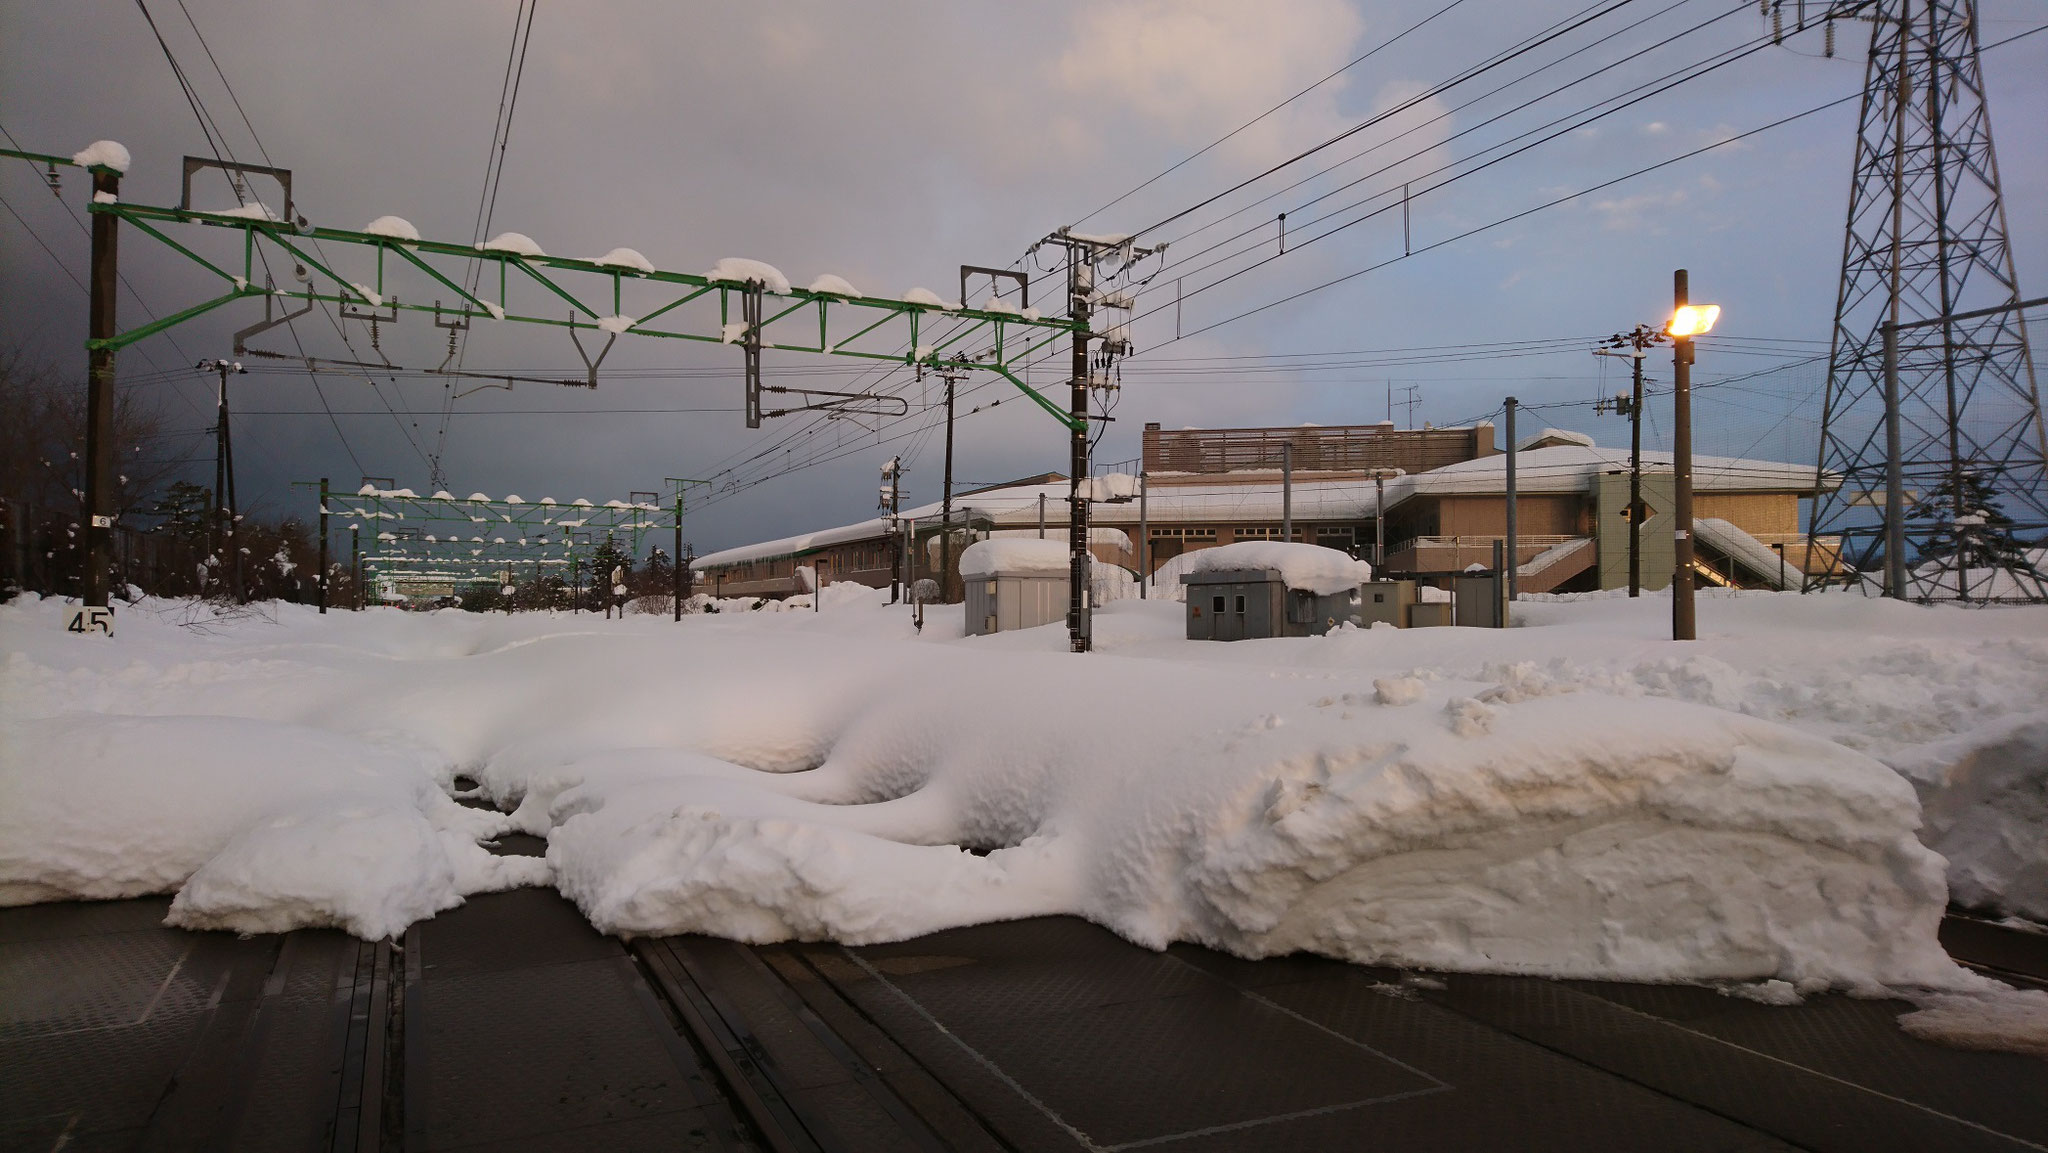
[1384, 534, 1576, 558]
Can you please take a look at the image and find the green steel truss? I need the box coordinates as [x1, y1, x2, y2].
[335, 488, 674, 600]
[12, 149, 1082, 428]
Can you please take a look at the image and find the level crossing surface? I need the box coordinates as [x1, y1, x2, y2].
[4, 845, 2044, 1152]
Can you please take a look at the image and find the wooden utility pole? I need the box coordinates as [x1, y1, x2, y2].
[1504, 396, 1519, 602]
[318, 478, 329, 613]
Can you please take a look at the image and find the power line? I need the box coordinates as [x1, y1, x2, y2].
[1070, 0, 1472, 228]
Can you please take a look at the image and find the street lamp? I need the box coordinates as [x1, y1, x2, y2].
[1666, 271, 1719, 641]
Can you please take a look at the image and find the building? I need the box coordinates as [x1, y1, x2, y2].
[692, 422, 1839, 599]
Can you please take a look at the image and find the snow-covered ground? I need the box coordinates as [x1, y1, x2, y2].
[3, 588, 2045, 1044]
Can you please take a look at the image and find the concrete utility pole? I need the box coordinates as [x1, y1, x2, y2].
[204, 359, 247, 603]
[318, 478, 329, 614]
[82, 164, 120, 609]
[674, 495, 685, 621]
[1672, 269, 1697, 641]
[350, 524, 361, 610]
[1281, 443, 1293, 542]
[881, 456, 903, 604]
[1596, 325, 1663, 596]
[1504, 396, 1519, 602]
[1035, 227, 1159, 651]
[939, 367, 963, 603]
[1137, 472, 1148, 599]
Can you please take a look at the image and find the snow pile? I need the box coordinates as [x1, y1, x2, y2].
[591, 247, 655, 273]
[482, 231, 546, 257]
[960, 537, 1069, 576]
[1906, 719, 2048, 919]
[1183, 541, 1372, 595]
[363, 215, 421, 241]
[595, 315, 636, 335]
[706, 258, 790, 294]
[0, 712, 541, 938]
[807, 274, 861, 297]
[72, 140, 131, 173]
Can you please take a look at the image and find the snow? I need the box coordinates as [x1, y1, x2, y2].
[4, 590, 2046, 1040]
[960, 537, 1070, 576]
[347, 283, 384, 308]
[71, 140, 130, 173]
[591, 247, 655, 273]
[981, 295, 1021, 315]
[720, 322, 750, 344]
[92, 190, 118, 205]
[1183, 541, 1373, 596]
[902, 287, 960, 310]
[363, 215, 421, 241]
[807, 274, 862, 297]
[482, 231, 546, 257]
[209, 202, 281, 221]
[1516, 427, 1596, 451]
[595, 315, 636, 335]
[705, 258, 791, 294]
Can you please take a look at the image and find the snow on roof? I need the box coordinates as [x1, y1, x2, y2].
[482, 232, 545, 257]
[706, 258, 791, 294]
[696, 446, 1825, 569]
[364, 215, 421, 241]
[1516, 428, 1595, 451]
[960, 537, 1069, 577]
[1384, 444, 1830, 505]
[72, 140, 131, 173]
[1183, 541, 1372, 595]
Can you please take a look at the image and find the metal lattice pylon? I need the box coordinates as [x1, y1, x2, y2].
[1808, 0, 2047, 603]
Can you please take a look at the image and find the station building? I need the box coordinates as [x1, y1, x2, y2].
[692, 421, 1839, 600]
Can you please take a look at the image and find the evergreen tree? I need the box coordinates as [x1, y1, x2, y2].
[584, 537, 633, 609]
[1907, 465, 2033, 573]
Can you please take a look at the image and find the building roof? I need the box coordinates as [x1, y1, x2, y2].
[693, 442, 1833, 570]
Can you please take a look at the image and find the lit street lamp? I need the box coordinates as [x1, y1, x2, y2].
[1666, 271, 1719, 641]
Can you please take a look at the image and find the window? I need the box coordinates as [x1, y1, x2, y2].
[1233, 595, 1246, 615]
[1211, 595, 1225, 614]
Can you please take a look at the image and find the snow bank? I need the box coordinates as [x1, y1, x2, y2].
[706, 258, 790, 294]
[482, 231, 545, 257]
[1906, 719, 2048, 920]
[1184, 541, 1372, 595]
[960, 537, 1069, 576]
[72, 140, 131, 173]
[0, 712, 539, 936]
[3, 590, 2044, 1011]
[363, 215, 421, 241]
[591, 246, 655, 273]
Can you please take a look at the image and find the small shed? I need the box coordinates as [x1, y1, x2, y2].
[959, 538, 1070, 636]
[1180, 542, 1371, 641]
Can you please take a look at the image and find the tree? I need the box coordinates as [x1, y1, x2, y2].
[585, 537, 633, 610]
[1907, 464, 2034, 573]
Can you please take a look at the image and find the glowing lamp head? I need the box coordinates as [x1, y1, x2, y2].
[1667, 304, 1720, 337]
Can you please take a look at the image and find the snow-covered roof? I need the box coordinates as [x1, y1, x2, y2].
[1382, 445, 1831, 506]
[695, 444, 1830, 569]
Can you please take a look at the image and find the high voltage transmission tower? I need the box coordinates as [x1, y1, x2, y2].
[1808, 0, 2047, 603]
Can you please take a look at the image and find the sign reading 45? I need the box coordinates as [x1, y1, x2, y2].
[65, 606, 115, 637]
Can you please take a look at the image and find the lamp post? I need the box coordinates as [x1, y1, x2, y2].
[1665, 273, 1720, 641]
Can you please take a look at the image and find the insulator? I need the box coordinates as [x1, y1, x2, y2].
[1825, 18, 1835, 56]
[1772, 3, 1783, 44]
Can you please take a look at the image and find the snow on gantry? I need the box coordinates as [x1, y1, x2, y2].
[71, 139, 131, 173]
[364, 215, 422, 241]
[705, 257, 791, 294]
[482, 231, 546, 257]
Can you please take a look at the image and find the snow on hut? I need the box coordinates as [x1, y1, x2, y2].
[960, 537, 1070, 636]
[1181, 541, 1371, 640]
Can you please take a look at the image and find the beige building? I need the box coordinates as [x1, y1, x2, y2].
[694, 423, 1838, 598]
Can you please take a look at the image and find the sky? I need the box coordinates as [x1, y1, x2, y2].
[3, 0, 2044, 556]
